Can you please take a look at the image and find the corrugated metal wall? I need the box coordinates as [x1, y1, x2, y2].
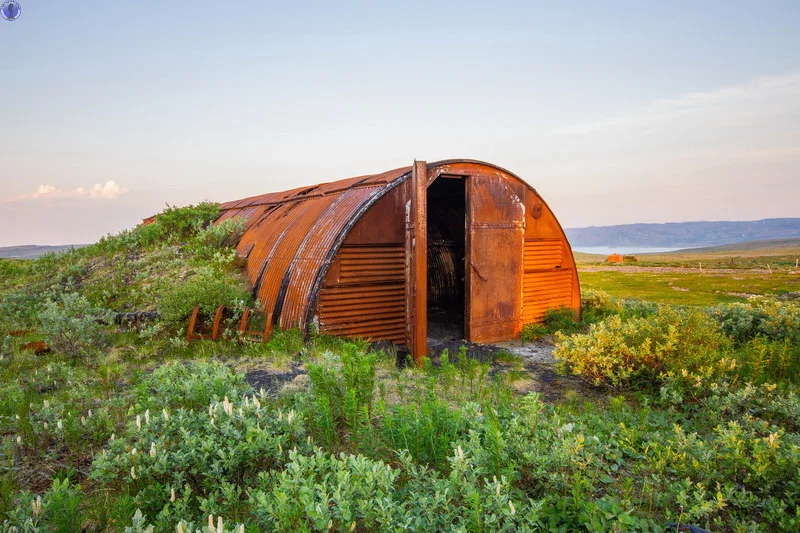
[214, 160, 581, 345]
[522, 239, 574, 323]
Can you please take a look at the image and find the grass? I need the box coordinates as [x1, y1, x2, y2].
[579, 269, 800, 305]
[2, 216, 800, 531]
[574, 238, 800, 270]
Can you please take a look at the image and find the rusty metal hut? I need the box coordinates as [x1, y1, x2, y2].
[217, 159, 580, 362]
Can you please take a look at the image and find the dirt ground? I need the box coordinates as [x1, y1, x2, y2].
[237, 333, 591, 404]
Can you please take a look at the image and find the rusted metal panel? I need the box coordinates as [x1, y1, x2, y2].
[523, 239, 563, 270]
[465, 173, 525, 343]
[522, 270, 574, 323]
[407, 161, 428, 362]
[217, 167, 411, 334]
[209, 159, 580, 350]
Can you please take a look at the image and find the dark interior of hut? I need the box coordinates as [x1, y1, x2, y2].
[426, 177, 466, 342]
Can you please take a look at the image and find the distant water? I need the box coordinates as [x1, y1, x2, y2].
[572, 246, 702, 255]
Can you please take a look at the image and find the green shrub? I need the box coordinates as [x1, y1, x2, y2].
[709, 301, 766, 344]
[734, 337, 800, 385]
[137, 202, 221, 248]
[555, 306, 731, 389]
[0, 477, 83, 531]
[520, 323, 547, 342]
[710, 298, 800, 345]
[187, 218, 245, 259]
[133, 361, 251, 411]
[250, 449, 400, 531]
[38, 292, 113, 357]
[159, 268, 252, 324]
[0, 289, 44, 333]
[379, 393, 469, 468]
[90, 389, 310, 526]
[306, 345, 377, 450]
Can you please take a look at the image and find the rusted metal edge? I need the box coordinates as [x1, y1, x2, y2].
[272, 189, 358, 325]
[302, 171, 412, 334]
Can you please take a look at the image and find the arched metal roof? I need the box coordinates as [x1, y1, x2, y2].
[218, 165, 412, 329]
[217, 159, 571, 332]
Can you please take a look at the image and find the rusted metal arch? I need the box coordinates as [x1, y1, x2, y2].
[217, 159, 581, 345]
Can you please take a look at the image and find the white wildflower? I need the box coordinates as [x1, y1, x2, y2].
[217, 516, 223, 532]
[237, 525, 245, 533]
[455, 445, 465, 462]
[145, 409, 150, 425]
[170, 487, 176, 502]
[88, 409, 93, 417]
[57, 420, 63, 431]
[509, 500, 515, 515]
[136, 415, 142, 431]
[131, 447, 137, 456]
[32, 495, 42, 516]
[81, 416, 87, 426]
[162, 408, 169, 422]
[43, 400, 50, 408]
[253, 396, 261, 409]
[130, 466, 137, 479]
[287, 409, 296, 425]
[16, 436, 22, 445]
[177, 522, 186, 533]
[327, 520, 333, 530]
[43, 421, 48, 430]
[208, 514, 215, 532]
[149, 442, 156, 458]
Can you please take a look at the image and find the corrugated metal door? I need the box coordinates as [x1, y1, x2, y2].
[465, 174, 525, 343]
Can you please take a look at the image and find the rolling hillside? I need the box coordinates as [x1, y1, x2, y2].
[566, 218, 800, 247]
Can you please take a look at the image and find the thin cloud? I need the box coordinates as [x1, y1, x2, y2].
[553, 70, 800, 136]
[3, 181, 130, 202]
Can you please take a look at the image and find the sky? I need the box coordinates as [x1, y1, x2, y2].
[1, 1, 799, 246]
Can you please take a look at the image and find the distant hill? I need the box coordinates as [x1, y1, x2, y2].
[566, 218, 800, 247]
[0, 244, 88, 259]
[672, 238, 800, 254]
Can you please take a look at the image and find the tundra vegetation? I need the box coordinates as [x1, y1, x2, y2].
[1, 204, 800, 532]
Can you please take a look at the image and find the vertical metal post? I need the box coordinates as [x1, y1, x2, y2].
[409, 160, 428, 364]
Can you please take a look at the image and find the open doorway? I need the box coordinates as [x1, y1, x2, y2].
[426, 176, 466, 346]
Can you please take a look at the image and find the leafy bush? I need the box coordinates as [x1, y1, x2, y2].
[136, 202, 221, 248]
[159, 268, 252, 324]
[250, 449, 400, 531]
[133, 361, 251, 411]
[90, 389, 310, 526]
[38, 292, 113, 357]
[520, 323, 547, 342]
[555, 306, 730, 389]
[379, 392, 469, 468]
[306, 345, 377, 449]
[710, 298, 800, 345]
[187, 218, 245, 259]
[0, 289, 42, 333]
[734, 337, 800, 385]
